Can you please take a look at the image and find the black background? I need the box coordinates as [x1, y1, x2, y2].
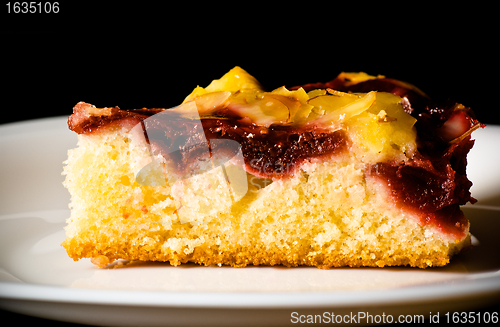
[1, 3, 499, 126]
[1, 2, 499, 326]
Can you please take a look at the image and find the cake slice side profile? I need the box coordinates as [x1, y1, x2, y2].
[62, 67, 482, 268]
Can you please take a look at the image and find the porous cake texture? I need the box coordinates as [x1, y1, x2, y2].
[62, 68, 479, 268]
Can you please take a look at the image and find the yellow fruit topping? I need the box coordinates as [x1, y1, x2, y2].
[335, 71, 385, 86]
[348, 92, 417, 161]
[183, 66, 262, 103]
[306, 90, 377, 129]
[178, 66, 417, 161]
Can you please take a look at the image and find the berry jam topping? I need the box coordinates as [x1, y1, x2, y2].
[367, 136, 474, 239]
[148, 115, 349, 179]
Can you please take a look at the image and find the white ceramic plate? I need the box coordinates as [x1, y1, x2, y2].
[0, 117, 499, 326]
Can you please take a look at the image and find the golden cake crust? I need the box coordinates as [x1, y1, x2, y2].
[63, 232, 470, 269]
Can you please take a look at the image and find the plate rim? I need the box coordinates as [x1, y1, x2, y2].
[1, 274, 500, 309]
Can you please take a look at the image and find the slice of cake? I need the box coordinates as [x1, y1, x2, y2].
[62, 67, 482, 268]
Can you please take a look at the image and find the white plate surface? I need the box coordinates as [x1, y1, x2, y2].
[0, 117, 499, 326]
